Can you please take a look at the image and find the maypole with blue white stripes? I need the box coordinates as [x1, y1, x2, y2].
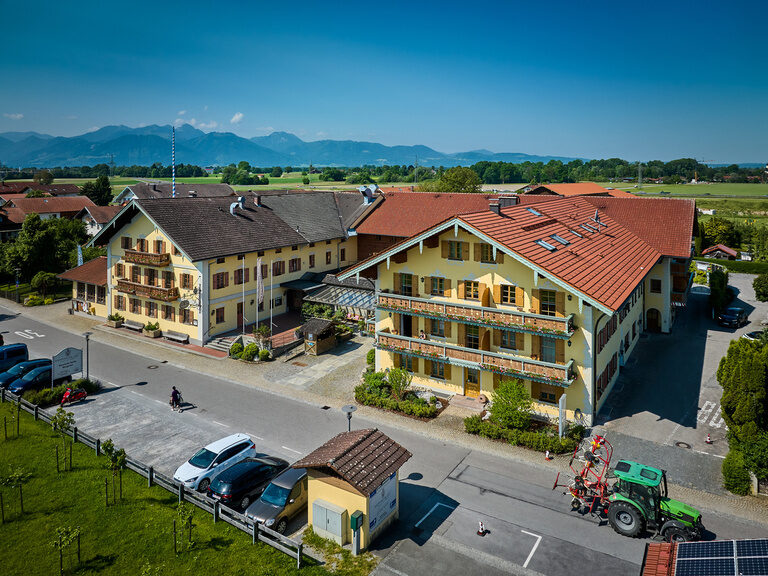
[172, 126, 176, 198]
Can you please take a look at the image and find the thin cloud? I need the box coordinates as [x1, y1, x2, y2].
[197, 120, 218, 130]
[65, 115, 78, 120]
[177, 110, 186, 116]
[3, 113, 23, 120]
[230, 112, 244, 124]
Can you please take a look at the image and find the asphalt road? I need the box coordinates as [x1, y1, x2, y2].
[1, 304, 765, 576]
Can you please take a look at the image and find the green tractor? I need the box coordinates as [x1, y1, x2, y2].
[607, 460, 703, 542]
[554, 436, 704, 542]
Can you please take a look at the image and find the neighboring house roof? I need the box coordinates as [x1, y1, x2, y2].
[581, 197, 695, 259]
[0, 182, 33, 194]
[76, 205, 122, 224]
[5, 196, 96, 214]
[116, 182, 236, 201]
[321, 273, 375, 291]
[525, 183, 628, 197]
[292, 428, 412, 496]
[0, 182, 81, 196]
[253, 191, 347, 243]
[0, 206, 27, 226]
[0, 193, 39, 203]
[702, 244, 738, 258]
[57, 256, 108, 286]
[333, 191, 375, 230]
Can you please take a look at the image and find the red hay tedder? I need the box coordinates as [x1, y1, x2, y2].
[553, 434, 613, 515]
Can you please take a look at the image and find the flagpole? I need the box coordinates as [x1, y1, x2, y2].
[241, 258, 245, 336]
[270, 260, 273, 339]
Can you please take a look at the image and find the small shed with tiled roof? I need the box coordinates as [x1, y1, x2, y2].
[702, 243, 739, 260]
[293, 428, 412, 549]
[57, 256, 108, 318]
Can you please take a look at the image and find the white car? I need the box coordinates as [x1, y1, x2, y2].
[173, 433, 255, 492]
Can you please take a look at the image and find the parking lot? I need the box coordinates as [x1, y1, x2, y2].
[598, 273, 766, 489]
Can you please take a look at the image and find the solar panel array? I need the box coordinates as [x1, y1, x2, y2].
[675, 539, 768, 576]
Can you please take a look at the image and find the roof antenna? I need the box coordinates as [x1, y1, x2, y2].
[591, 209, 607, 230]
[171, 125, 176, 198]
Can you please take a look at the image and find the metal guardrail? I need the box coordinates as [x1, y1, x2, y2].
[0, 388, 308, 568]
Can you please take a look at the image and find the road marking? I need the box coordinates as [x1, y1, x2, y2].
[250, 434, 264, 441]
[281, 446, 302, 455]
[414, 502, 455, 528]
[128, 390, 141, 396]
[154, 399, 164, 405]
[520, 529, 542, 569]
[709, 405, 727, 429]
[377, 564, 410, 576]
[697, 401, 716, 423]
[712, 454, 726, 459]
[212, 420, 230, 428]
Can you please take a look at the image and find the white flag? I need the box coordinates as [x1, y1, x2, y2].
[77, 245, 84, 266]
[256, 257, 264, 304]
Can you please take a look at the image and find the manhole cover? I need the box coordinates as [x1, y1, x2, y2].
[321, 406, 331, 410]
[292, 362, 307, 367]
[675, 441, 691, 449]
[147, 365, 159, 370]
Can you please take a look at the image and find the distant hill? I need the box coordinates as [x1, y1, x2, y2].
[0, 124, 585, 167]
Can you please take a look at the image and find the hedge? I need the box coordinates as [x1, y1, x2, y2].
[366, 349, 375, 366]
[23, 378, 102, 407]
[229, 342, 244, 359]
[464, 414, 580, 454]
[722, 449, 752, 495]
[695, 258, 768, 275]
[354, 384, 438, 418]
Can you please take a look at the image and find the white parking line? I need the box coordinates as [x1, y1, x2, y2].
[520, 529, 542, 569]
[250, 434, 264, 441]
[128, 390, 141, 396]
[212, 420, 230, 428]
[281, 446, 302, 455]
[414, 502, 455, 528]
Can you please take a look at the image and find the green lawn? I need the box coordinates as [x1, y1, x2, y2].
[0, 401, 329, 576]
[13, 177, 139, 188]
[597, 182, 768, 198]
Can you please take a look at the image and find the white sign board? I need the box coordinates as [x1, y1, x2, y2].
[558, 393, 567, 438]
[52, 347, 82, 381]
[368, 472, 397, 533]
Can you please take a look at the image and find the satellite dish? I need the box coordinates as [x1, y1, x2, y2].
[193, 287, 199, 295]
[179, 300, 190, 310]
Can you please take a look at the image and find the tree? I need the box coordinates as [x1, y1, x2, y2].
[436, 166, 482, 194]
[33, 170, 54, 185]
[490, 379, 532, 430]
[31, 271, 57, 298]
[387, 368, 412, 401]
[703, 217, 739, 248]
[319, 168, 345, 181]
[302, 176, 310, 185]
[80, 175, 112, 206]
[708, 268, 730, 311]
[270, 166, 283, 178]
[25, 189, 47, 198]
[755, 274, 768, 302]
[237, 160, 251, 173]
[284, 166, 293, 174]
[102, 438, 126, 502]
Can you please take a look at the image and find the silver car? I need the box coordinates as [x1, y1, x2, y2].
[245, 468, 307, 534]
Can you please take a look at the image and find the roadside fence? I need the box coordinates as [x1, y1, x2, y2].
[0, 388, 308, 568]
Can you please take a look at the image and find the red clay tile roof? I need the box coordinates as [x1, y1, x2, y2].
[0, 206, 28, 225]
[0, 182, 32, 194]
[355, 192, 515, 237]
[581, 197, 695, 259]
[641, 542, 676, 576]
[6, 196, 96, 214]
[57, 256, 108, 286]
[702, 244, 738, 258]
[292, 428, 412, 496]
[26, 183, 82, 196]
[460, 197, 661, 310]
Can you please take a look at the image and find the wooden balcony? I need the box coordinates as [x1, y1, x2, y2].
[123, 250, 171, 267]
[376, 331, 575, 387]
[378, 293, 575, 339]
[116, 279, 179, 302]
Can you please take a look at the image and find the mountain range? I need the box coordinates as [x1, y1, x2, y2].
[0, 124, 582, 168]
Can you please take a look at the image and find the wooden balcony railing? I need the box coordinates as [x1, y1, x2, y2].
[376, 331, 575, 387]
[378, 293, 575, 339]
[116, 279, 179, 302]
[123, 250, 171, 267]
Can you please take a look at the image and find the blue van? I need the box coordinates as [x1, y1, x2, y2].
[0, 344, 29, 373]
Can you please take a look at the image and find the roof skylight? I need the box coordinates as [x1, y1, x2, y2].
[526, 208, 543, 216]
[568, 229, 583, 238]
[550, 234, 570, 245]
[580, 223, 597, 233]
[535, 239, 557, 251]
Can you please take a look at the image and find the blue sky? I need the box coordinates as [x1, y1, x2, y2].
[1, 0, 766, 162]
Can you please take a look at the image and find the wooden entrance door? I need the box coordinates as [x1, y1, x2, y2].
[237, 302, 244, 330]
[465, 368, 481, 398]
[646, 308, 660, 333]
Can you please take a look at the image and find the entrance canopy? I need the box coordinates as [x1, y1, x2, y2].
[305, 274, 376, 314]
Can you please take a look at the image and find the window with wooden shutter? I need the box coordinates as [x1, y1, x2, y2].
[515, 332, 525, 351]
[444, 278, 452, 297]
[424, 276, 432, 295]
[131, 266, 141, 283]
[474, 243, 482, 262]
[555, 291, 566, 317]
[441, 241, 450, 258]
[515, 286, 525, 308]
[393, 354, 401, 368]
[531, 335, 542, 359]
[493, 329, 501, 347]
[444, 363, 451, 380]
[461, 242, 469, 259]
[479, 283, 489, 306]
[457, 281, 466, 299]
[493, 285, 501, 304]
[495, 251, 504, 264]
[457, 323, 465, 347]
[531, 289, 540, 314]
[392, 273, 401, 294]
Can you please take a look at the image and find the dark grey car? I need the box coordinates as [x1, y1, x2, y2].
[244, 468, 307, 534]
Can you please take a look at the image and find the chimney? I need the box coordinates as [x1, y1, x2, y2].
[498, 195, 519, 208]
[188, 191, 197, 198]
[255, 195, 262, 207]
[238, 195, 245, 209]
[489, 201, 500, 215]
[229, 201, 239, 216]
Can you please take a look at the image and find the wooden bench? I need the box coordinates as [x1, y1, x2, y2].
[164, 330, 189, 344]
[124, 320, 144, 331]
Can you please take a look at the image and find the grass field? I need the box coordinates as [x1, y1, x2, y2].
[600, 182, 768, 198]
[0, 401, 329, 576]
[12, 177, 139, 188]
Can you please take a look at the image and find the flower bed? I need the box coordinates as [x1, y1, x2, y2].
[464, 414, 581, 454]
[354, 370, 442, 419]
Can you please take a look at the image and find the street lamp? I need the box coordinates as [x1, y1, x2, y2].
[82, 332, 92, 381]
[341, 404, 357, 432]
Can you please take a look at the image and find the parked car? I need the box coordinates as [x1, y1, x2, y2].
[245, 467, 307, 534]
[7, 365, 54, 395]
[717, 307, 748, 328]
[0, 343, 29, 373]
[173, 433, 256, 492]
[208, 456, 290, 511]
[0, 359, 51, 389]
[742, 330, 766, 342]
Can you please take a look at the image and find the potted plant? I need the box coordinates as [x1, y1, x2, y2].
[107, 313, 124, 328]
[253, 324, 270, 347]
[143, 321, 161, 338]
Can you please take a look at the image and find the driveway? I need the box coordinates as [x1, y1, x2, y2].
[597, 273, 766, 490]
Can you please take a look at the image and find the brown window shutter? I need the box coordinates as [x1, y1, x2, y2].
[393, 272, 400, 294]
[425, 276, 432, 295]
[425, 359, 432, 375]
[411, 317, 419, 337]
[457, 281, 466, 299]
[245, 268, 250, 283]
[444, 278, 452, 297]
[161, 241, 166, 254]
[393, 353, 401, 368]
[495, 251, 504, 264]
[532, 335, 541, 359]
[531, 289, 540, 313]
[493, 329, 501, 347]
[461, 242, 469, 260]
[444, 363, 451, 380]
[412, 276, 419, 298]
[441, 241, 449, 258]
[457, 323, 465, 346]
[480, 283, 489, 307]
[224, 272, 229, 287]
[556, 291, 566, 317]
[516, 286, 525, 307]
[481, 328, 490, 351]
[516, 332, 525, 351]
[474, 243, 481, 262]
[556, 339, 565, 364]
[444, 321, 452, 337]
[412, 357, 420, 373]
[493, 285, 501, 304]
[113, 295, 119, 308]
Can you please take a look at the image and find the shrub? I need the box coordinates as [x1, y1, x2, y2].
[722, 450, 752, 495]
[355, 380, 437, 418]
[695, 258, 768, 275]
[24, 384, 68, 407]
[24, 294, 44, 307]
[464, 415, 578, 454]
[489, 379, 532, 430]
[754, 274, 768, 302]
[107, 313, 124, 322]
[388, 368, 412, 401]
[241, 343, 259, 362]
[366, 349, 375, 366]
[44, 298, 53, 305]
[258, 348, 270, 361]
[229, 342, 244, 358]
[72, 378, 101, 394]
[144, 321, 160, 331]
